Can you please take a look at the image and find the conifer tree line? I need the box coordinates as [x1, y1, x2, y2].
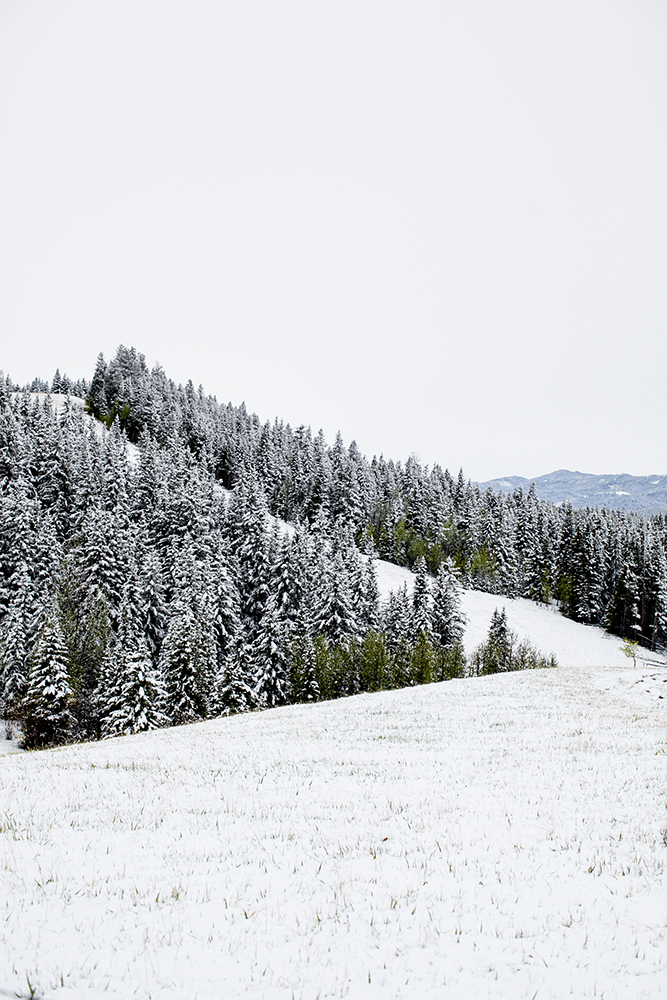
[0, 345, 663, 747]
[82, 347, 663, 645]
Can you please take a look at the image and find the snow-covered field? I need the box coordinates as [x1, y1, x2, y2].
[2, 650, 666, 999]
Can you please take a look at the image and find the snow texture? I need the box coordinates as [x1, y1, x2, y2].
[1, 655, 666, 999]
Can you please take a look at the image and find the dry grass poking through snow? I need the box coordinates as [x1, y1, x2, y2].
[1, 662, 666, 999]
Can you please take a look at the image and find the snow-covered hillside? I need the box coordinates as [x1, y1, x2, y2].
[1, 659, 665, 1000]
[375, 559, 659, 670]
[267, 512, 664, 674]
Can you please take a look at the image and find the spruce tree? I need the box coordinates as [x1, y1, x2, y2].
[253, 594, 290, 709]
[357, 631, 389, 693]
[0, 563, 38, 723]
[409, 632, 436, 686]
[86, 353, 108, 418]
[21, 605, 75, 749]
[213, 641, 256, 715]
[93, 638, 123, 737]
[431, 559, 466, 649]
[311, 552, 359, 646]
[382, 583, 412, 653]
[411, 557, 432, 641]
[485, 607, 513, 673]
[226, 472, 272, 637]
[160, 601, 211, 724]
[288, 629, 320, 703]
[102, 632, 167, 737]
[139, 550, 167, 667]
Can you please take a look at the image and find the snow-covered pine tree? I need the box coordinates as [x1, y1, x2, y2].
[74, 506, 127, 628]
[252, 593, 290, 709]
[644, 538, 667, 650]
[603, 522, 641, 640]
[311, 551, 359, 647]
[97, 571, 168, 737]
[411, 557, 432, 641]
[212, 639, 256, 716]
[210, 562, 242, 669]
[431, 559, 466, 648]
[272, 531, 297, 622]
[382, 583, 412, 652]
[100, 420, 131, 512]
[86, 352, 108, 419]
[21, 602, 75, 748]
[102, 631, 167, 737]
[484, 607, 513, 673]
[518, 486, 544, 601]
[288, 626, 320, 703]
[226, 471, 272, 638]
[282, 526, 318, 630]
[348, 541, 380, 636]
[0, 482, 40, 616]
[92, 637, 122, 738]
[0, 562, 38, 726]
[139, 550, 167, 667]
[56, 547, 112, 739]
[0, 612, 27, 735]
[160, 600, 211, 725]
[361, 551, 381, 634]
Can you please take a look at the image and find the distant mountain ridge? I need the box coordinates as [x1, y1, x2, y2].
[474, 470, 667, 512]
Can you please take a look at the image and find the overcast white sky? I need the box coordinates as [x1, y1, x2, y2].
[0, 1, 665, 481]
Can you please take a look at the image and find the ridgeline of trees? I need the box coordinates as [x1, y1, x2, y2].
[1, 345, 663, 748]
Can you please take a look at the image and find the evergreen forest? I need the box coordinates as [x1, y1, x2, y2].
[1, 346, 665, 748]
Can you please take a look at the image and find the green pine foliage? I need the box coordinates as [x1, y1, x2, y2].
[434, 641, 467, 681]
[408, 632, 436, 686]
[356, 631, 390, 693]
[288, 632, 320, 704]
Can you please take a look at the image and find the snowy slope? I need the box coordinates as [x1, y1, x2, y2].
[1, 661, 665, 1000]
[260, 509, 662, 673]
[375, 558, 665, 671]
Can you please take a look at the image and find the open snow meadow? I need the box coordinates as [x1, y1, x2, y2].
[1, 589, 666, 1000]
